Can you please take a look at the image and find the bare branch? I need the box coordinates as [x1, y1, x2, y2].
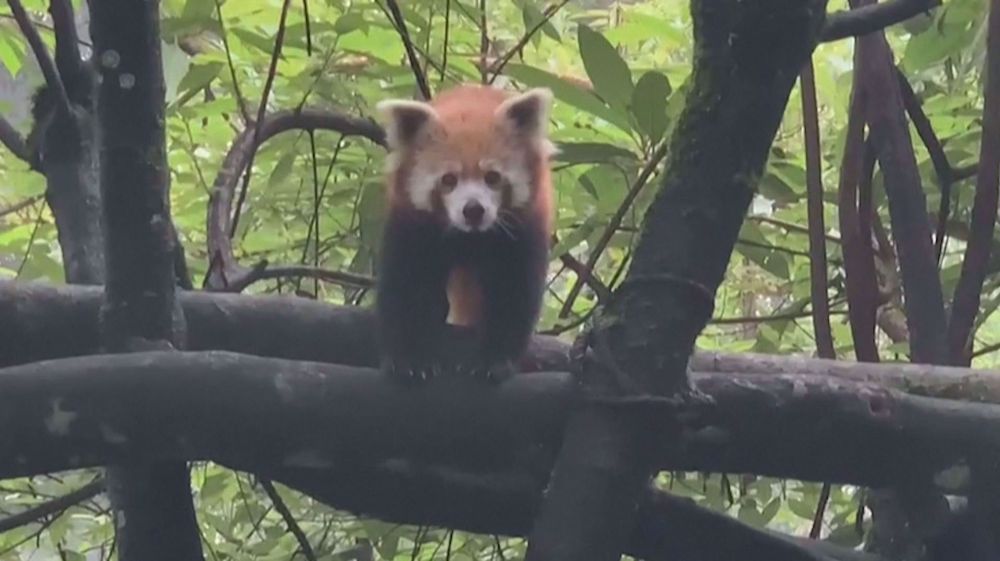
[259, 479, 318, 561]
[204, 108, 385, 291]
[215, 0, 252, 124]
[382, 0, 432, 100]
[821, 0, 940, 42]
[557, 141, 669, 318]
[947, 0, 1000, 365]
[488, 0, 571, 83]
[0, 478, 103, 534]
[5, 0, 70, 115]
[0, 196, 41, 219]
[230, 0, 293, 238]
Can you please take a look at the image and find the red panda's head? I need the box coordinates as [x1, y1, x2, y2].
[376, 85, 554, 233]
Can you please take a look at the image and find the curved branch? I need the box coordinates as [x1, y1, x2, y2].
[821, 0, 940, 42]
[204, 108, 385, 291]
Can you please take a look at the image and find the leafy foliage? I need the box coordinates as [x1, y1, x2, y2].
[0, 0, 998, 558]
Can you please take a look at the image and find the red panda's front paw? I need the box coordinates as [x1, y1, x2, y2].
[380, 358, 440, 384]
[463, 360, 516, 384]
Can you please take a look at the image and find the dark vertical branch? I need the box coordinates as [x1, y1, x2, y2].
[895, 70, 956, 262]
[837, 93, 880, 362]
[90, 1, 204, 559]
[383, 0, 432, 100]
[523, 1, 828, 560]
[853, 0, 949, 365]
[947, 0, 1000, 365]
[800, 58, 836, 537]
[230, 0, 293, 238]
[800, 59, 836, 359]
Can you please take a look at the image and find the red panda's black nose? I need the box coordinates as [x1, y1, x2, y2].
[463, 202, 485, 224]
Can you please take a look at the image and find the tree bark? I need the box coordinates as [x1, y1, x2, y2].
[90, 1, 203, 559]
[0, 350, 998, 492]
[524, 1, 828, 559]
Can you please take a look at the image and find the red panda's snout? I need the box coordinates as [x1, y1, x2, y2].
[443, 178, 500, 232]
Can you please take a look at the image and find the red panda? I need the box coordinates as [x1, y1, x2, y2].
[374, 84, 555, 382]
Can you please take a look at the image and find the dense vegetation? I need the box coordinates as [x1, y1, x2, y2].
[0, 0, 997, 558]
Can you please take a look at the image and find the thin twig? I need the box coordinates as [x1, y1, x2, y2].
[14, 199, 45, 277]
[0, 196, 41, 220]
[710, 308, 848, 325]
[302, 0, 313, 56]
[441, 0, 451, 82]
[479, 0, 488, 84]
[972, 340, 1000, 359]
[383, 0, 432, 100]
[6, 0, 70, 114]
[0, 478, 103, 534]
[230, 0, 293, 238]
[749, 215, 842, 244]
[215, 0, 252, 124]
[259, 479, 318, 561]
[558, 142, 669, 318]
[488, 0, 571, 84]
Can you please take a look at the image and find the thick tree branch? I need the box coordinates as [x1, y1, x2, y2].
[90, 1, 204, 558]
[8, 280, 1000, 403]
[527, 2, 828, 558]
[269, 463, 879, 561]
[820, 0, 940, 42]
[947, 0, 1000, 365]
[205, 108, 385, 291]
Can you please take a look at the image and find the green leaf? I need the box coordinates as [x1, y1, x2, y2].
[504, 63, 632, 132]
[552, 214, 601, 256]
[630, 71, 671, 142]
[268, 150, 298, 188]
[334, 12, 368, 35]
[175, 61, 223, 100]
[521, 1, 560, 42]
[161, 41, 190, 105]
[554, 142, 638, 164]
[577, 25, 633, 108]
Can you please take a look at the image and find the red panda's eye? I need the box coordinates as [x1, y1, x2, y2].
[441, 173, 458, 188]
[484, 170, 502, 186]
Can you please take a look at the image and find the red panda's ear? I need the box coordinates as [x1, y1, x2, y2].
[376, 100, 439, 151]
[496, 88, 553, 138]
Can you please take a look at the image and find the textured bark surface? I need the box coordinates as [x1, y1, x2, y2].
[90, 1, 203, 559]
[524, 1, 828, 559]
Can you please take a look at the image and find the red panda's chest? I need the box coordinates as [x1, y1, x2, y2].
[446, 265, 484, 327]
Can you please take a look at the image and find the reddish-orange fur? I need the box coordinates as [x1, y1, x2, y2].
[384, 84, 554, 327]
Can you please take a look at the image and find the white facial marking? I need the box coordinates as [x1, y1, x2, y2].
[444, 179, 500, 232]
[407, 167, 441, 211]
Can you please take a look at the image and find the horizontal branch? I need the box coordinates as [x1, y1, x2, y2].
[263, 462, 878, 561]
[820, 0, 940, 42]
[5, 280, 1000, 403]
[0, 348, 997, 492]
